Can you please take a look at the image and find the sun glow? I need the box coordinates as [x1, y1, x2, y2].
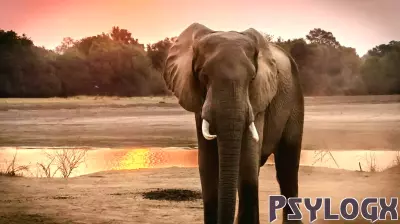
[112, 148, 198, 170]
[115, 148, 152, 170]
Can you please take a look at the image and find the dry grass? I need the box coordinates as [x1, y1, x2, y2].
[389, 151, 400, 171]
[307, 144, 340, 169]
[0, 149, 29, 177]
[312, 150, 340, 169]
[364, 152, 378, 172]
[395, 151, 400, 166]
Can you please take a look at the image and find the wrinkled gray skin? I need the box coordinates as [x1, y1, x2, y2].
[163, 23, 304, 224]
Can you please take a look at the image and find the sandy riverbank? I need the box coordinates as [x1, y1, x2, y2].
[1, 95, 399, 149]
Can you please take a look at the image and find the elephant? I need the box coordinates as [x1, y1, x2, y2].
[162, 23, 304, 224]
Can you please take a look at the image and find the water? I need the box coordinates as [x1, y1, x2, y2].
[0, 147, 399, 178]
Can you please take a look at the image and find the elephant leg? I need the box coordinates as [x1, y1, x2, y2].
[237, 150, 260, 224]
[274, 110, 303, 223]
[236, 112, 264, 224]
[260, 95, 291, 168]
[195, 113, 219, 224]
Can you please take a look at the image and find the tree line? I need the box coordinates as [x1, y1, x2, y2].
[0, 26, 399, 97]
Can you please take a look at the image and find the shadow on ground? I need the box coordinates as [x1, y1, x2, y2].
[142, 188, 202, 201]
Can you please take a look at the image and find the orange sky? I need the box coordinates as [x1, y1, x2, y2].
[1, 0, 399, 56]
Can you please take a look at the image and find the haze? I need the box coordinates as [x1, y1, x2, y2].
[1, 0, 399, 56]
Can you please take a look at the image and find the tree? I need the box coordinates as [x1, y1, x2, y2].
[146, 37, 176, 71]
[0, 30, 62, 97]
[0, 30, 33, 48]
[273, 35, 364, 96]
[367, 40, 400, 57]
[110, 26, 144, 49]
[55, 37, 76, 54]
[74, 34, 111, 56]
[361, 41, 400, 94]
[306, 28, 340, 48]
[1, 27, 397, 98]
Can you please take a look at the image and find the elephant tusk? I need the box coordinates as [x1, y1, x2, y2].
[249, 122, 259, 142]
[202, 119, 217, 140]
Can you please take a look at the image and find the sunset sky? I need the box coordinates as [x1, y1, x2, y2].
[1, 0, 399, 56]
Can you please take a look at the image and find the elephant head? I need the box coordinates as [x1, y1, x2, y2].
[163, 23, 279, 223]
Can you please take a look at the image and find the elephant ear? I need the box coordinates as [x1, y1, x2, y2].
[163, 23, 215, 112]
[241, 28, 278, 113]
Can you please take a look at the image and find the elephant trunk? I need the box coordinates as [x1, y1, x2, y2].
[211, 86, 248, 224]
[216, 109, 244, 224]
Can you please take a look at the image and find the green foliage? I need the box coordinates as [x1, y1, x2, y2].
[0, 27, 167, 97]
[361, 41, 400, 94]
[367, 41, 400, 57]
[0, 31, 62, 97]
[0, 27, 398, 97]
[275, 29, 398, 95]
[306, 28, 340, 48]
[275, 35, 364, 95]
[55, 37, 76, 54]
[146, 37, 176, 71]
[110, 26, 143, 48]
[0, 30, 33, 48]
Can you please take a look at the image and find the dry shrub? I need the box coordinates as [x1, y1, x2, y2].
[36, 151, 60, 178]
[36, 148, 88, 178]
[0, 149, 29, 177]
[54, 149, 88, 178]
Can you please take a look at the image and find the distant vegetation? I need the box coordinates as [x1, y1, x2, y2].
[0, 27, 399, 97]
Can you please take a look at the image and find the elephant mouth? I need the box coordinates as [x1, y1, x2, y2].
[201, 119, 259, 142]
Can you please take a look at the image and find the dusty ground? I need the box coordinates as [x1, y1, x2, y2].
[1, 165, 399, 224]
[1, 95, 400, 149]
[0, 95, 400, 223]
